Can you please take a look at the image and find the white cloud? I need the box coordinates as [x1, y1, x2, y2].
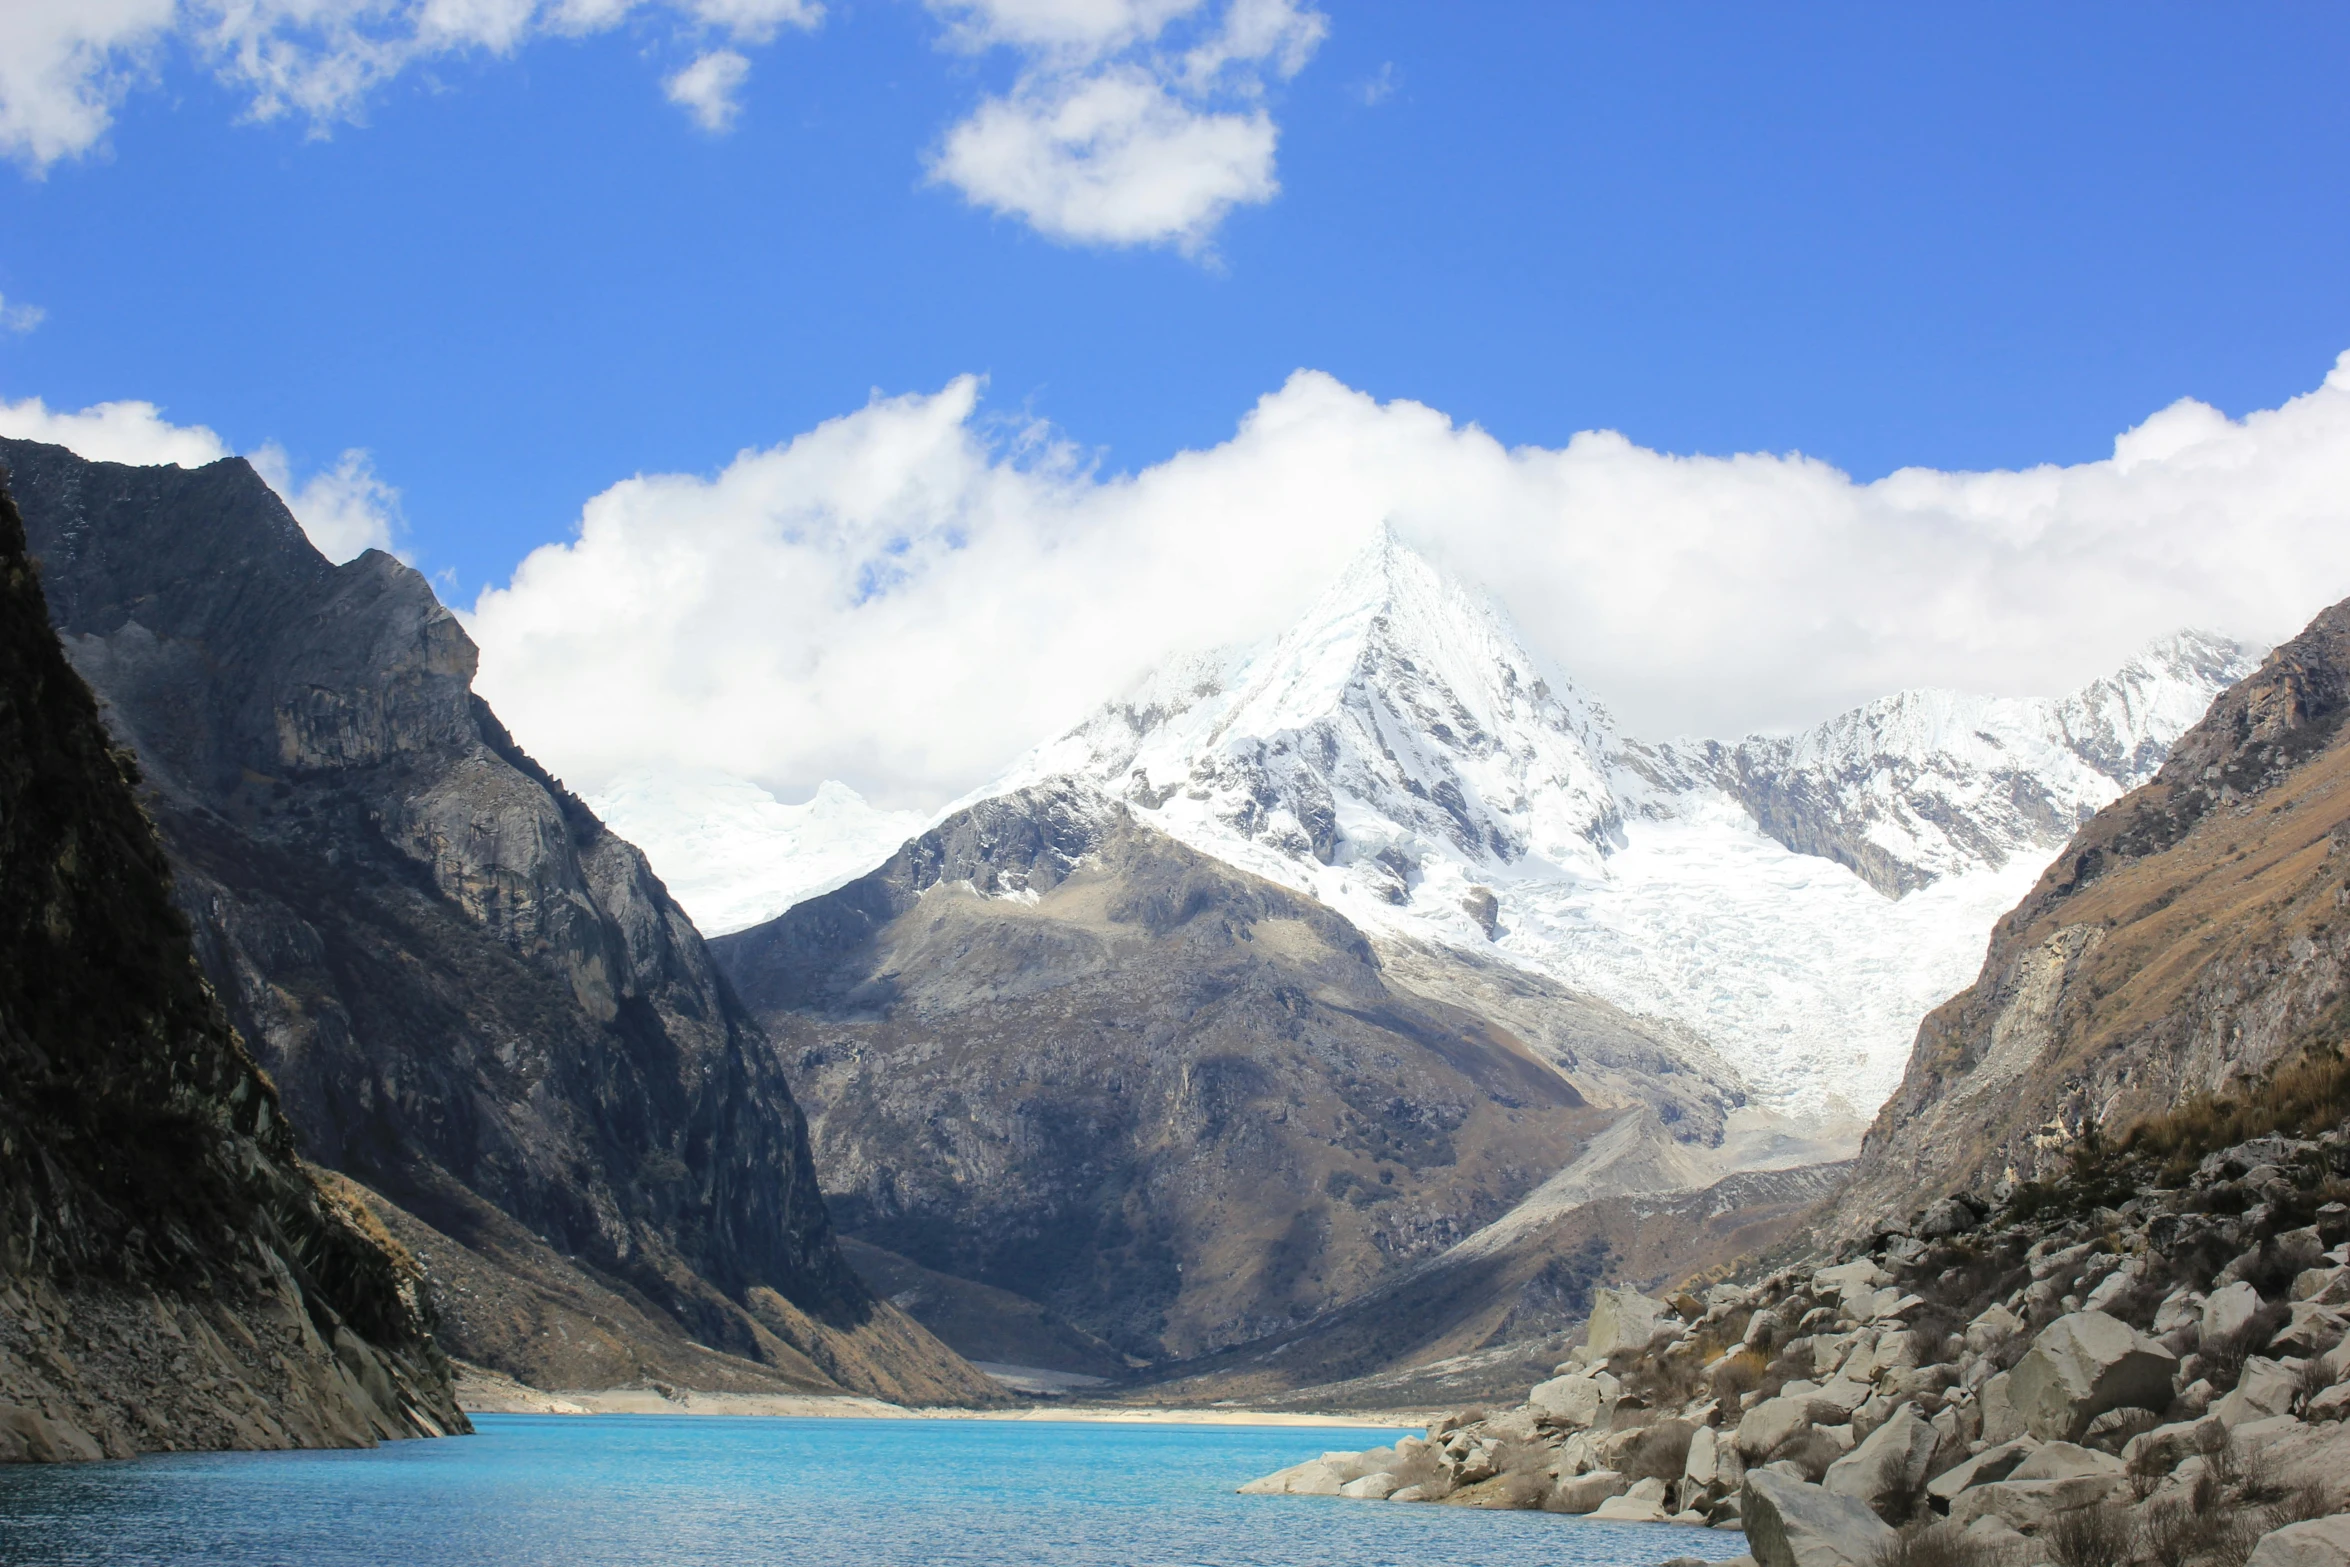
[249, 443, 402, 562]
[463, 352, 2350, 815]
[0, 0, 821, 171]
[0, 394, 230, 467]
[925, 0, 1323, 252]
[0, 295, 48, 334]
[664, 48, 749, 132]
[931, 68, 1274, 250]
[0, 395, 398, 563]
[0, 0, 1312, 247]
[0, 0, 176, 173]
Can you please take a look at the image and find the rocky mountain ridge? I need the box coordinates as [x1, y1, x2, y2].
[0, 436, 994, 1409]
[0, 470, 466, 1461]
[1837, 593, 2350, 1234]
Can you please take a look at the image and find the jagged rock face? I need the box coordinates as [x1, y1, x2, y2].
[998, 535, 2253, 1120]
[0, 471, 465, 1459]
[1838, 596, 2350, 1229]
[712, 784, 1630, 1361]
[0, 437, 994, 1407]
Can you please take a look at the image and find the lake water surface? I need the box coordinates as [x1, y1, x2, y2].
[0, 1413, 1728, 1566]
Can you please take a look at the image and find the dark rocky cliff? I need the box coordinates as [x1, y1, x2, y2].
[714, 783, 1626, 1363]
[0, 470, 466, 1460]
[1835, 595, 2350, 1232]
[0, 436, 994, 1406]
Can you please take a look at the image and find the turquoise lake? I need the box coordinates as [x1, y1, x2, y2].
[0, 1413, 1728, 1565]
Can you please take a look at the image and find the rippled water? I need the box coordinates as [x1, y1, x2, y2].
[0, 1413, 1727, 1566]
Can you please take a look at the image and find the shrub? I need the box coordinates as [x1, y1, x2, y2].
[2047, 1503, 2133, 1567]
[1710, 1350, 1764, 1406]
[1618, 1419, 1695, 1484]
[1870, 1522, 2001, 1567]
[2138, 1493, 2267, 1567]
[2117, 1037, 2350, 1182]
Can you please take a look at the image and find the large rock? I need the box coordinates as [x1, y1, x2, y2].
[1740, 1470, 1900, 1567]
[2007, 1442, 2122, 1481]
[1739, 1395, 1844, 1459]
[1238, 1457, 1349, 1495]
[1339, 1472, 1399, 1499]
[1823, 1404, 1939, 1513]
[2248, 1516, 2350, 1567]
[1529, 1369, 1621, 1431]
[1926, 1439, 2038, 1503]
[1686, 1424, 1724, 1488]
[1588, 1288, 1672, 1359]
[2205, 1281, 2266, 1344]
[2218, 1358, 2305, 1428]
[2007, 1311, 2177, 1442]
[1552, 1470, 1630, 1513]
[1981, 1371, 2025, 1445]
[1948, 1473, 2122, 1532]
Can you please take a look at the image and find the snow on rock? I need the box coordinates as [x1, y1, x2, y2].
[585, 767, 925, 936]
[996, 533, 2261, 1125]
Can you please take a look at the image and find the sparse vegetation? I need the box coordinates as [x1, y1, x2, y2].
[2118, 1034, 2350, 1181]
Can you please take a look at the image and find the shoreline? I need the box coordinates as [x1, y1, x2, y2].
[457, 1370, 1425, 1429]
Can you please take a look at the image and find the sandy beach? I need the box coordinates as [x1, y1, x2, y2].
[456, 1365, 1424, 1429]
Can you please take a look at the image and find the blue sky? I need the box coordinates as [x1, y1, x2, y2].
[4, 3, 2348, 603]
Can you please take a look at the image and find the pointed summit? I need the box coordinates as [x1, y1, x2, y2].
[1006, 533, 1627, 913]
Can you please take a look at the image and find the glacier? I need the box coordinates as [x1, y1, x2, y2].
[585, 766, 925, 936]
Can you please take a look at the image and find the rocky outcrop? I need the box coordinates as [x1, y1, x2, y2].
[0, 470, 465, 1459]
[1237, 1123, 2350, 1561]
[0, 437, 994, 1408]
[1838, 596, 2350, 1229]
[714, 783, 1626, 1363]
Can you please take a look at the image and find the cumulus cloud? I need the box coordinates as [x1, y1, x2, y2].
[249, 443, 402, 562]
[0, 394, 230, 467]
[664, 49, 750, 132]
[0, 295, 45, 334]
[0, 0, 821, 170]
[0, 395, 399, 563]
[925, 0, 1324, 252]
[463, 352, 2350, 814]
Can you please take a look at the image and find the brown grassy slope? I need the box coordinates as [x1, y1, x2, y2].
[1834, 595, 2350, 1235]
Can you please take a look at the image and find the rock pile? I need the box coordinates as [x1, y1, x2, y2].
[1241, 1124, 2350, 1566]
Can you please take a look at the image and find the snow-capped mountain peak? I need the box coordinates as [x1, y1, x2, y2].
[1008, 530, 1625, 905]
[999, 541, 2261, 1122]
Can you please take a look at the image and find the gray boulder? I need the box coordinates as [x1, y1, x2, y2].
[1238, 1457, 1349, 1495]
[1552, 1470, 1629, 1514]
[1822, 1404, 1939, 1513]
[2249, 1516, 2350, 1567]
[2217, 1357, 2305, 1429]
[1589, 1288, 1671, 1359]
[1741, 1471, 1899, 1567]
[2205, 1281, 2265, 1344]
[1529, 1369, 1621, 1431]
[1738, 1395, 1843, 1459]
[1926, 1438, 2037, 1503]
[2007, 1442, 2122, 1481]
[2007, 1311, 2177, 1442]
